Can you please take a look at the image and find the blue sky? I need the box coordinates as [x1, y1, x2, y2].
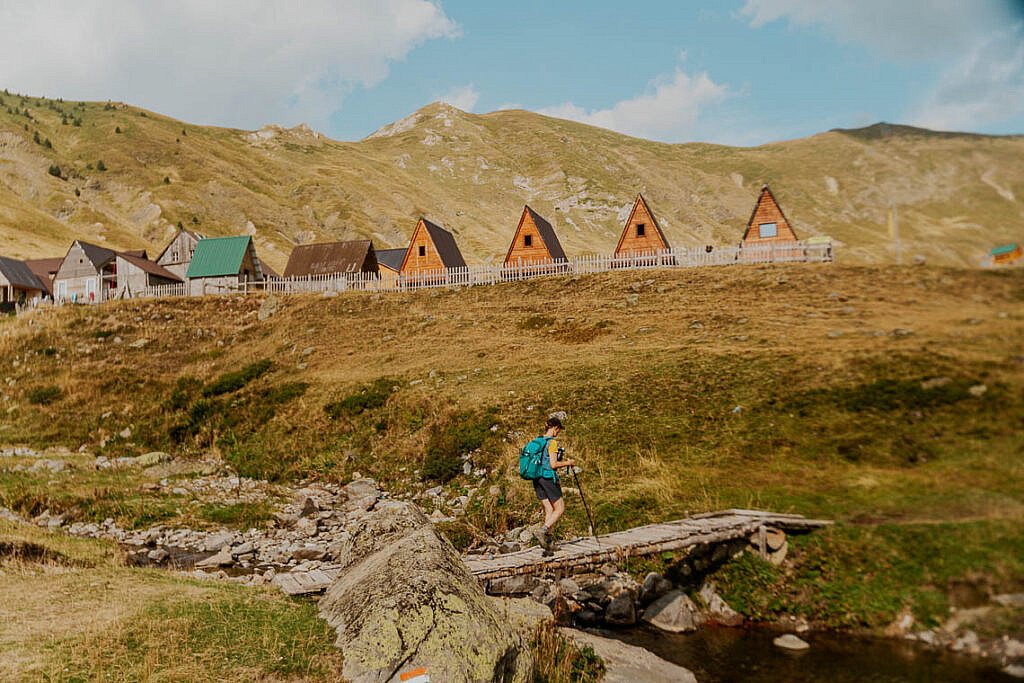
[2, 1, 1022, 145]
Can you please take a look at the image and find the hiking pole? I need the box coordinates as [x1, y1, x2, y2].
[572, 468, 600, 547]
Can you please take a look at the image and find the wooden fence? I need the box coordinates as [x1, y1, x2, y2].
[135, 241, 833, 300]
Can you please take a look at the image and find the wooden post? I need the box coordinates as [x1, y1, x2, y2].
[757, 524, 768, 560]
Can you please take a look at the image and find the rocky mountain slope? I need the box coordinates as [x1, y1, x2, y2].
[0, 91, 1021, 269]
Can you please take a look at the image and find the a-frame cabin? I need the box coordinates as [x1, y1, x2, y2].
[614, 193, 670, 258]
[504, 205, 567, 268]
[400, 218, 467, 277]
[741, 185, 799, 248]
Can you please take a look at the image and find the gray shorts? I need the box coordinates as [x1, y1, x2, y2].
[533, 477, 562, 502]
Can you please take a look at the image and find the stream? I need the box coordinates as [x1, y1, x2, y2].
[611, 625, 1016, 682]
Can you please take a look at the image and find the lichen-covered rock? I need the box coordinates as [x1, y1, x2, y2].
[318, 501, 531, 682]
[642, 590, 705, 633]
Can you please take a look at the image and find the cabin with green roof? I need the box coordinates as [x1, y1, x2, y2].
[186, 235, 265, 296]
[990, 243, 1021, 266]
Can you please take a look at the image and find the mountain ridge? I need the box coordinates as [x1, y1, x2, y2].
[0, 92, 1021, 269]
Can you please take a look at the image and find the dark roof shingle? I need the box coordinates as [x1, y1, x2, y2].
[0, 256, 47, 291]
[524, 206, 567, 261]
[283, 240, 377, 277]
[420, 219, 467, 269]
[375, 248, 407, 272]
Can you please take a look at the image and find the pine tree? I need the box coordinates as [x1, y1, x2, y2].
[32, 130, 40, 144]
[43, 138, 52, 149]
[47, 164, 61, 178]
[96, 160, 107, 171]
[115, 126, 121, 134]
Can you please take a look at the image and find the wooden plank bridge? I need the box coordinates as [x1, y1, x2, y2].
[272, 509, 831, 596]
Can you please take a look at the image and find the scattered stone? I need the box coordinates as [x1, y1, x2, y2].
[133, 451, 169, 467]
[605, 593, 637, 626]
[128, 338, 149, 348]
[773, 634, 810, 651]
[147, 548, 169, 563]
[196, 547, 234, 568]
[968, 384, 987, 397]
[1004, 665, 1024, 679]
[118, 427, 132, 439]
[203, 532, 234, 552]
[292, 546, 327, 561]
[921, 377, 952, 390]
[699, 582, 743, 626]
[639, 572, 672, 605]
[993, 593, 1024, 608]
[891, 328, 914, 337]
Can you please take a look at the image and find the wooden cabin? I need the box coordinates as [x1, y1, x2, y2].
[156, 229, 204, 279]
[283, 240, 378, 278]
[614, 194, 670, 258]
[113, 252, 181, 298]
[375, 248, 407, 284]
[186, 235, 265, 296]
[24, 257, 62, 297]
[504, 205, 567, 268]
[991, 243, 1022, 266]
[53, 240, 119, 303]
[741, 185, 799, 248]
[0, 256, 47, 309]
[400, 218, 467, 277]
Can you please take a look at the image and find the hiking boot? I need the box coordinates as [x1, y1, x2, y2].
[532, 527, 549, 549]
[542, 531, 558, 552]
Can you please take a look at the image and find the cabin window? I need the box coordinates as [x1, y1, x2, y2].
[418, 245, 426, 257]
[524, 234, 533, 247]
[636, 223, 645, 237]
[758, 222, 778, 238]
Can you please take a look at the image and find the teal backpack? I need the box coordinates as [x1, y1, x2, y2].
[519, 436, 551, 480]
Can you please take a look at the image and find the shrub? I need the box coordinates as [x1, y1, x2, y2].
[74, 188, 80, 197]
[43, 138, 51, 149]
[422, 409, 499, 482]
[324, 378, 394, 419]
[32, 131, 40, 144]
[27, 385, 62, 405]
[115, 126, 121, 134]
[163, 176, 170, 184]
[96, 160, 106, 171]
[263, 382, 308, 406]
[202, 359, 274, 397]
[47, 165, 61, 178]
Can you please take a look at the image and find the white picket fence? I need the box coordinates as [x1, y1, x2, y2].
[135, 241, 833, 300]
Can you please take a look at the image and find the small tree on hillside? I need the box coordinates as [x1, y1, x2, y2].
[43, 138, 52, 149]
[32, 130, 40, 144]
[96, 160, 107, 171]
[48, 165, 61, 178]
[115, 126, 121, 134]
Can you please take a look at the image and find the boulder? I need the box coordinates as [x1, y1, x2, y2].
[203, 532, 234, 552]
[258, 295, 279, 320]
[773, 634, 810, 651]
[196, 547, 233, 568]
[488, 574, 540, 596]
[292, 545, 327, 561]
[134, 451, 170, 467]
[318, 501, 531, 682]
[699, 582, 743, 626]
[559, 628, 696, 683]
[642, 590, 704, 633]
[604, 593, 636, 626]
[639, 572, 672, 605]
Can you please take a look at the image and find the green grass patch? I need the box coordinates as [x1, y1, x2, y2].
[26, 384, 62, 405]
[197, 502, 275, 529]
[715, 520, 1024, 629]
[51, 588, 343, 680]
[422, 408, 500, 483]
[324, 378, 394, 419]
[202, 359, 274, 397]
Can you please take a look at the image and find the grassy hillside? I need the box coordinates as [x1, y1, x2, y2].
[0, 89, 1021, 270]
[2, 263, 1023, 634]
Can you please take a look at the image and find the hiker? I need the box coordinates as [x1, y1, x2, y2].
[530, 416, 575, 552]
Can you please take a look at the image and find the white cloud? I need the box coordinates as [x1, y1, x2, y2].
[536, 64, 729, 142]
[0, 0, 459, 132]
[437, 83, 479, 112]
[739, 1, 1024, 131]
[738, 0, 1014, 61]
[910, 26, 1024, 131]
